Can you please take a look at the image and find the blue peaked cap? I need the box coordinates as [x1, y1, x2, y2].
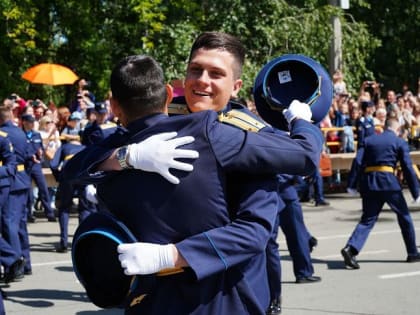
[72, 211, 137, 308]
[253, 54, 333, 130]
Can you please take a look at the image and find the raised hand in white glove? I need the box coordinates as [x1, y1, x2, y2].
[347, 187, 358, 196]
[85, 184, 98, 204]
[127, 132, 199, 185]
[118, 242, 175, 275]
[282, 100, 312, 125]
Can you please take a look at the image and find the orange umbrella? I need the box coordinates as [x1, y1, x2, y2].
[22, 63, 79, 86]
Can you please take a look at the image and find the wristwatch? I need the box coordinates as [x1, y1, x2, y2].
[116, 145, 133, 170]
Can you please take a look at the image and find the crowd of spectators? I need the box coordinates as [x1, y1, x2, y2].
[1, 79, 113, 218]
[322, 71, 420, 154]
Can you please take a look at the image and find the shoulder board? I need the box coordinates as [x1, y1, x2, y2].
[0, 130, 7, 137]
[100, 122, 117, 130]
[218, 109, 267, 132]
[168, 103, 189, 115]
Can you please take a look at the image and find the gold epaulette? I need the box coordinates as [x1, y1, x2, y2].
[218, 109, 267, 132]
[64, 154, 74, 161]
[168, 103, 189, 115]
[0, 130, 7, 137]
[100, 122, 117, 130]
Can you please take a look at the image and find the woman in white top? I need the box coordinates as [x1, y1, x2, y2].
[38, 116, 61, 164]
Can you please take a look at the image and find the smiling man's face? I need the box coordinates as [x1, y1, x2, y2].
[184, 48, 242, 113]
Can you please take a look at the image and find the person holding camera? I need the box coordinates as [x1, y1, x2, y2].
[70, 78, 96, 115]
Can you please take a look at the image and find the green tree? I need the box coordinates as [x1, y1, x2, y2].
[348, 0, 420, 92]
[0, 0, 415, 104]
[0, 0, 38, 96]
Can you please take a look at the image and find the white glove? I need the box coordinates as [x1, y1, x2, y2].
[412, 196, 420, 204]
[347, 187, 358, 196]
[282, 100, 312, 124]
[85, 184, 98, 204]
[118, 242, 175, 275]
[127, 132, 199, 185]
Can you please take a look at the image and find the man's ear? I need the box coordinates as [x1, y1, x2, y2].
[110, 97, 124, 124]
[231, 79, 243, 98]
[166, 84, 174, 105]
[163, 84, 174, 114]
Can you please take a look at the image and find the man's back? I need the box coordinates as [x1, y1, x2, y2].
[359, 129, 419, 194]
[97, 110, 274, 241]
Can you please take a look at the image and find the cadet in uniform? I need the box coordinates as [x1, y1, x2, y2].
[81, 102, 117, 146]
[342, 118, 420, 269]
[49, 137, 96, 253]
[64, 54, 322, 315]
[21, 114, 56, 222]
[0, 128, 25, 285]
[355, 100, 376, 148]
[347, 100, 377, 194]
[0, 105, 33, 275]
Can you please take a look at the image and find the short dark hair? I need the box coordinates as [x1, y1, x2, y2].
[188, 32, 245, 79]
[110, 55, 167, 118]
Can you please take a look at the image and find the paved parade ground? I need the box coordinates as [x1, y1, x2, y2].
[2, 190, 420, 315]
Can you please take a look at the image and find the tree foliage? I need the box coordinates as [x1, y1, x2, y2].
[0, 0, 416, 105]
[348, 0, 420, 92]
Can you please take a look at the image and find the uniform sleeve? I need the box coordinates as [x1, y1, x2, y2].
[398, 140, 420, 199]
[357, 120, 367, 148]
[209, 118, 323, 176]
[49, 146, 65, 181]
[347, 146, 365, 189]
[61, 144, 117, 184]
[88, 129, 104, 145]
[176, 175, 279, 280]
[81, 126, 103, 146]
[0, 137, 17, 180]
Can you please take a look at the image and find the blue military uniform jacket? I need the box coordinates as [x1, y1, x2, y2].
[24, 129, 43, 154]
[50, 142, 85, 183]
[23, 128, 43, 167]
[0, 131, 16, 188]
[0, 121, 32, 191]
[64, 109, 322, 314]
[356, 116, 376, 148]
[81, 121, 117, 146]
[349, 129, 419, 198]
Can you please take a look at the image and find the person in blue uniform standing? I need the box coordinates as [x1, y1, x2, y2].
[265, 174, 320, 315]
[21, 114, 56, 222]
[355, 100, 376, 149]
[0, 128, 25, 291]
[346, 100, 377, 194]
[0, 105, 33, 276]
[0, 129, 24, 315]
[342, 118, 420, 269]
[81, 102, 117, 146]
[49, 138, 96, 253]
[278, 177, 319, 284]
[63, 54, 322, 315]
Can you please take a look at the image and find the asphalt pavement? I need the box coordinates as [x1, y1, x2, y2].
[3, 189, 420, 315]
